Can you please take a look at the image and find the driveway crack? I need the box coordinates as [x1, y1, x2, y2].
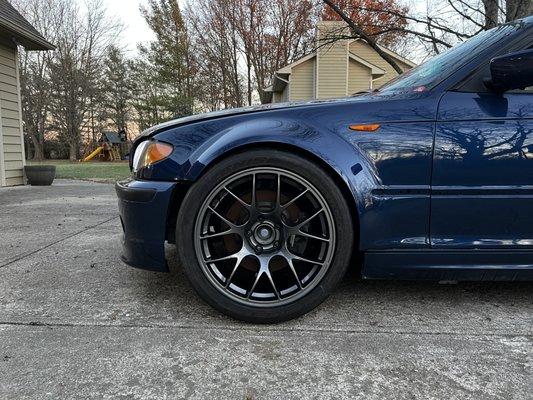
[0, 216, 119, 269]
[0, 320, 531, 339]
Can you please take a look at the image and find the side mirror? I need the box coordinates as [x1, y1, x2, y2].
[486, 49, 533, 92]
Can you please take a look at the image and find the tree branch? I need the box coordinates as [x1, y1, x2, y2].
[322, 0, 403, 74]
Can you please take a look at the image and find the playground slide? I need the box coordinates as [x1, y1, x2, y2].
[82, 146, 103, 162]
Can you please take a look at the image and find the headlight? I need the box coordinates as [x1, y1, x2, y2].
[132, 141, 173, 172]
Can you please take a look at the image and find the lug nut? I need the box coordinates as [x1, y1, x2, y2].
[246, 230, 252, 237]
[274, 241, 280, 249]
[255, 245, 263, 254]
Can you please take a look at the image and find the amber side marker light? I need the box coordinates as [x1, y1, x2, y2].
[349, 124, 381, 132]
[144, 142, 174, 166]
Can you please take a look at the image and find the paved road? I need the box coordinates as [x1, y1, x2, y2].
[0, 180, 531, 399]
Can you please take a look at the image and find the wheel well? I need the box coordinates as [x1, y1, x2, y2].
[166, 142, 361, 254]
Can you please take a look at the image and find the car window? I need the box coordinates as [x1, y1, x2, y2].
[379, 23, 523, 94]
[455, 39, 533, 93]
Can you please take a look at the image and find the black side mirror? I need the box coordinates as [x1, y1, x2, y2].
[485, 49, 533, 92]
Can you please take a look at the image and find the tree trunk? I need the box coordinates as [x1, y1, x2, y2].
[258, 88, 269, 105]
[247, 59, 252, 106]
[69, 141, 77, 162]
[505, 0, 533, 22]
[482, 0, 499, 29]
[30, 134, 44, 161]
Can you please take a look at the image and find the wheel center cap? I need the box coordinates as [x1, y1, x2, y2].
[259, 227, 272, 240]
[254, 223, 276, 245]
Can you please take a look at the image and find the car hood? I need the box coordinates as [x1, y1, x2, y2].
[136, 96, 369, 141]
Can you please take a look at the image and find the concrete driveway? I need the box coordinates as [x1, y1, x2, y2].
[0, 180, 531, 399]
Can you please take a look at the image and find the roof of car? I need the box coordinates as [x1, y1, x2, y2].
[0, 0, 55, 50]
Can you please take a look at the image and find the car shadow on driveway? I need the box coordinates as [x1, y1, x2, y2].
[146, 245, 533, 335]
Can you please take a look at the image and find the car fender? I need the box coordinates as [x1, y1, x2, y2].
[182, 117, 380, 247]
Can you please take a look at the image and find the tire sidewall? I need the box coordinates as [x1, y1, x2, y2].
[177, 149, 354, 323]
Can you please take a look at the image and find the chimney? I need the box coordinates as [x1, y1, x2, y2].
[316, 21, 350, 99]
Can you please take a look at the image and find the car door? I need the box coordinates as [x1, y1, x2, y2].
[431, 45, 533, 249]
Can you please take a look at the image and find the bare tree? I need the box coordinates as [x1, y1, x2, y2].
[505, 0, 533, 22]
[323, 0, 403, 73]
[186, 0, 245, 111]
[48, 0, 121, 161]
[321, 0, 410, 47]
[233, 0, 318, 103]
[322, 0, 532, 61]
[16, 0, 64, 160]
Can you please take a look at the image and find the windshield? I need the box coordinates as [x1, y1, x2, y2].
[379, 23, 522, 93]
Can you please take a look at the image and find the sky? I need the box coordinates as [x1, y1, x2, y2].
[101, 0, 429, 61]
[101, 0, 188, 54]
[102, 0, 155, 54]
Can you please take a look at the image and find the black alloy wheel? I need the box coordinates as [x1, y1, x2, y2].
[177, 149, 354, 323]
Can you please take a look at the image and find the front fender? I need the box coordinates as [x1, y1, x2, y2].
[183, 117, 380, 249]
[152, 114, 431, 251]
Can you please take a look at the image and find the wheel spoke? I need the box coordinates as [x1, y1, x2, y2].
[196, 167, 335, 305]
[225, 256, 244, 288]
[295, 230, 330, 242]
[251, 174, 257, 207]
[247, 270, 263, 299]
[276, 174, 281, 209]
[290, 252, 324, 266]
[224, 187, 251, 209]
[201, 229, 235, 239]
[287, 258, 303, 289]
[264, 268, 280, 299]
[206, 253, 240, 264]
[296, 208, 324, 230]
[282, 189, 308, 209]
[208, 206, 237, 228]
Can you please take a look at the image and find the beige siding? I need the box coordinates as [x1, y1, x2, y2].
[317, 41, 348, 99]
[3, 152, 21, 161]
[0, 43, 24, 186]
[3, 135, 21, 145]
[290, 58, 315, 101]
[0, 45, 14, 61]
[0, 55, 15, 68]
[268, 22, 414, 105]
[348, 60, 372, 94]
[4, 160, 23, 170]
[350, 41, 411, 89]
[1, 99, 19, 111]
[5, 176, 22, 186]
[3, 143, 22, 153]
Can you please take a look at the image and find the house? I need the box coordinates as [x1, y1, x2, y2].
[0, 0, 54, 187]
[265, 21, 415, 103]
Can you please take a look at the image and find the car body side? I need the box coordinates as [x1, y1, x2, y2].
[116, 19, 533, 281]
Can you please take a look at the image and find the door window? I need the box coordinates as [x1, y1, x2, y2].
[458, 42, 533, 93]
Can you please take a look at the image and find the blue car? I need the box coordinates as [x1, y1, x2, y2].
[117, 17, 533, 323]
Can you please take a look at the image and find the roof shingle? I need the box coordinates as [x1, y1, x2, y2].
[0, 0, 54, 50]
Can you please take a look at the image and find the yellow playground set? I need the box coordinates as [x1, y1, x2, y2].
[82, 131, 128, 162]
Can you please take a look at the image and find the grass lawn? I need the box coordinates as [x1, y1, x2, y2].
[28, 160, 131, 183]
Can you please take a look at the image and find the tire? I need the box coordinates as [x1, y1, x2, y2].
[176, 149, 354, 323]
